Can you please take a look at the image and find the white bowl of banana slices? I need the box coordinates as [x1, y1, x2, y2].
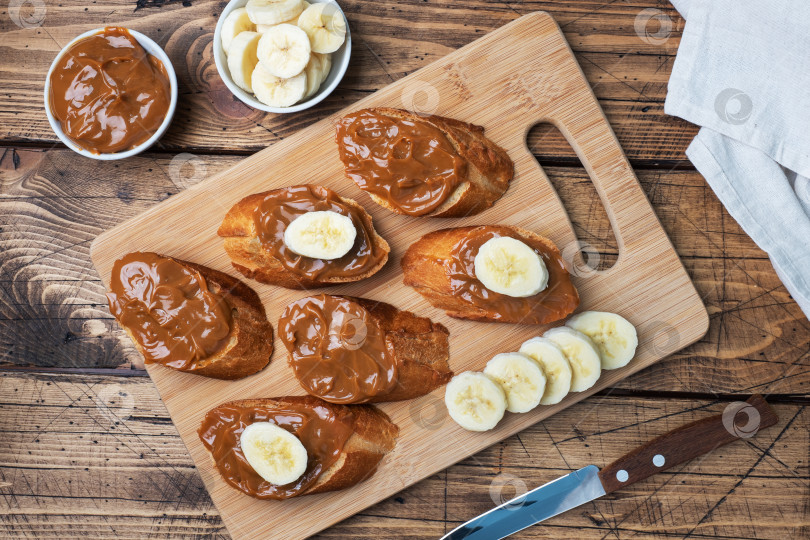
[214, 0, 350, 112]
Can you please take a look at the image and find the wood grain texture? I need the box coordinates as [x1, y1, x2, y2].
[88, 13, 708, 539]
[0, 0, 693, 163]
[3, 148, 808, 396]
[1, 0, 808, 537]
[1, 372, 807, 539]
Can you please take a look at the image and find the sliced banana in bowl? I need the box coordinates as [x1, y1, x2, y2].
[542, 327, 602, 392]
[566, 311, 638, 370]
[214, 0, 350, 112]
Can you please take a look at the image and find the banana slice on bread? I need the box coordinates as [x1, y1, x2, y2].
[283, 210, 357, 259]
[241, 422, 308, 485]
[474, 236, 549, 298]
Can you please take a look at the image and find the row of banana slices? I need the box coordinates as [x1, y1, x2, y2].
[221, 0, 346, 107]
[445, 311, 639, 431]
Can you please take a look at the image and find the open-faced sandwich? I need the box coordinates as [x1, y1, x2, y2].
[106, 252, 273, 379]
[402, 225, 579, 324]
[279, 294, 453, 403]
[335, 107, 514, 217]
[199, 396, 398, 499]
[218, 184, 390, 288]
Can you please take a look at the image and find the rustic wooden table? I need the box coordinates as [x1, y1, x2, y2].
[1, 1, 808, 538]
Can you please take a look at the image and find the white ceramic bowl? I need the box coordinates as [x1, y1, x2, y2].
[43, 28, 178, 161]
[213, 0, 351, 113]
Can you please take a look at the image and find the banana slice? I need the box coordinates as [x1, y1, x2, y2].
[543, 327, 601, 392]
[566, 311, 638, 370]
[302, 54, 322, 99]
[240, 422, 308, 486]
[483, 352, 546, 413]
[227, 31, 262, 92]
[314, 52, 332, 84]
[256, 1, 310, 31]
[473, 236, 549, 298]
[257, 23, 312, 78]
[297, 2, 347, 54]
[246, 0, 305, 26]
[283, 210, 356, 259]
[519, 337, 573, 405]
[445, 371, 507, 432]
[222, 8, 256, 55]
[252, 64, 307, 107]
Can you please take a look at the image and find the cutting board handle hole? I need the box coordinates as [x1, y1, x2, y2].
[527, 122, 618, 273]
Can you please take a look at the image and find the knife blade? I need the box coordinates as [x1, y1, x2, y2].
[441, 394, 778, 540]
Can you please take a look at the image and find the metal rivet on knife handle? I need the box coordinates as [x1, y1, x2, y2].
[597, 394, 778, 494]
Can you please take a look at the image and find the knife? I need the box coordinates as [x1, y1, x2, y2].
[441, 394, 778, 540]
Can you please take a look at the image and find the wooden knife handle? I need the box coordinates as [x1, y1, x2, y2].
[598, 395, 778, 494]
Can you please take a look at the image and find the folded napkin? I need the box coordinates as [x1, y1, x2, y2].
[665, 0, 810, 318]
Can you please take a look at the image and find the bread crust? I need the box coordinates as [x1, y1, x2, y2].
[119, 256, 273, 380]
[346, 296, 453, 402]
[211, 396, 398, 498]
[349, 107, 514, 218]
[217, 187, 390, 289]
[401, 226, 580, 323]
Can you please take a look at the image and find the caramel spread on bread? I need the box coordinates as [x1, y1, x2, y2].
[279, 295, 453, 404]
[107, 252, 232, 369]
[402, 226, 580, 324]
[198, 398, 356, 499]
[336, 108, 467, 215]
[279, 295, 396, 403]
[218, 185, 389, 288]
[49, 27, 171, 154]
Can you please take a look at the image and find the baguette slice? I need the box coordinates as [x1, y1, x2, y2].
[109, 255, 273, 380]
[351, 297, 454, 402]
[401, 226, 579, 324]
[280, 295, 453, 403]
[217, 186, 390, 289]
[337, 107, 514, 217]
[200, 396, 399, 499]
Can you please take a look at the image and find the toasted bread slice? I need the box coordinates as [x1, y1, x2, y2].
[279, 295, 453, 403]
[112, 255, 273, 380]
[401, 226, 580, 324]
[200, 396, 398, 499]
[217, 186, 390, 289]
[338, 107, 514, 217]
[344, 296, 453, 402]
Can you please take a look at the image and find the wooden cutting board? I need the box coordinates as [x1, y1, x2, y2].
[90, 11, 708, 540]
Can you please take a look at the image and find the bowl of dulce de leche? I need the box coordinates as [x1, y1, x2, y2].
[44, 27, 178, 160]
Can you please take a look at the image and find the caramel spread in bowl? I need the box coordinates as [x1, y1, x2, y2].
[336, 109, 467, 216]
[48, 27, 171, 154]
[253, 185, 387, 280]
[106, 252, 232, 371]
[198, 398, 355, 499]
[279, 295, 397, 404]
[451, 226, 579, 323]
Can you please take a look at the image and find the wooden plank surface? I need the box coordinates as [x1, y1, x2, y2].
[0, 0, 693, 164]
[1, 372, 807, 538]
[1, 0, 808, 538]
[88, 12, 707, 539]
